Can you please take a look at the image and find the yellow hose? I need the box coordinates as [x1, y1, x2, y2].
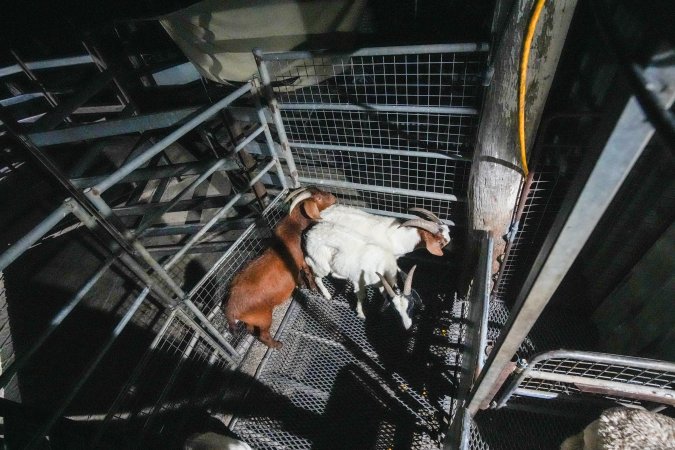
[518, 0, 546, 177]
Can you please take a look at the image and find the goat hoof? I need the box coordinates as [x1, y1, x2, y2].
[356, 311, 366, 320]
[272, 340, 284, 349]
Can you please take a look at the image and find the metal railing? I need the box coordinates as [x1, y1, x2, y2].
[0, 78, 290, 446]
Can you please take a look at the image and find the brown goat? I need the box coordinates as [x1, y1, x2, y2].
[223, 187, 336, 348]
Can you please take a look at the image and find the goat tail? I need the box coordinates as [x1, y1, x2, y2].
[223, 295, 238, 333]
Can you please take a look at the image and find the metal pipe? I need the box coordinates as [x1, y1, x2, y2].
[181, 301, 239, 363]
[67, 197, 178, 308]
[0, 203, 70, 272]
[356, 206, 456, 226]
[253, 51, 300, 187]
[466, 60, 675, 415]
[259, 43, 490, 61]
[94, 83, 252, 193]
[29, 108, 199, 146]
[71, 159, 238, 189]
[135, 159, 228, 233]
[130, 239, 186, 299]
[255, 95, 288, 190]
[26, 288, 150, 449]
[233, 124, 267, 153]
[279, 103, 478, 115]
[164, 158, 277, 269]
[289, 142, 472, 161]
[298, 176, 461, 202]
[0, 259, 115, 389]
[0, 55, 94, 78]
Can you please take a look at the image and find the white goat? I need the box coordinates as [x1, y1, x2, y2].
[304, 206, 450, 321]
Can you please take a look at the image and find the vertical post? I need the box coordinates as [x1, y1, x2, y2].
[253, 48, 300, 188]
[254, 92, 288, 190]
[468, 0, 578, 277]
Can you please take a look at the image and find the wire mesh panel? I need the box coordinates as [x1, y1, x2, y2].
[282, 109, 478, 156]
[265, 46, 487, 108]
[500, 350, 675, 408]
[186, 191, 288, 347]
[259, 44, 487, 224]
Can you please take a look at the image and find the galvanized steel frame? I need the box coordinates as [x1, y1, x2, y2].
[466, 50, 675, 416]
[496, 350, 675, 407]
[0, 80, 289, 444]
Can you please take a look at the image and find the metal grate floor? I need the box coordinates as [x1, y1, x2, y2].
[231, 266, 463, 449]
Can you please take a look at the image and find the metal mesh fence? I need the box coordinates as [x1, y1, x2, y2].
[266, 51, 486, 108]
[232, 271, 464, 450]
[492, 167, 567, 303]
[516, 355, 675, 402]
[293, 145, 471, 196]
[93, 309, 235, 447]
[283, 109, 477, 156]
[186, 191, 287, 345]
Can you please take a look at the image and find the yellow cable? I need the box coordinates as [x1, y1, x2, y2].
[518, 0, 546, 178]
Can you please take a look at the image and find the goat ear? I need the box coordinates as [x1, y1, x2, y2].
[425, 238, 444, 256]
[302, 200, 322, 221]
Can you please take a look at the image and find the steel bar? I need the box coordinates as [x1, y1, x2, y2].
[466, 57, 675, 415]
[298, 176, 461, 202]
[259, 43, 490, 61]
[32, 69, 116, 131]
[71, 159, 239, 188]
[0, 203, 70, 272]
[26, 288, 150, 449]
[233, 124, 267, 153]
[164, 158, 277, 269]
[280, 103, 478, 115]
[72, 104, 126, 115]
[67, 198, 178, 308]
[29, 108, 199, 146]
[0, 258, 114, 389]
[451, 233, 492, 442]
[181, 301, 239, 362]
[134, 159, 228, 234]
[146, 241, 234, 257]
[115, 196, 256, 218]
[289, 142, 472, 161]
[357, 206, 456, 226]
[94, 82, 252, 193]
[130, 238, 186, 299]
[527, 371, 675, 403]
[0, 55, 94, 78]
[0, 107, 137, 257]
[10, 50, 60, 110]
[254, 49, 300, 187]
[255, 95, 288, 190]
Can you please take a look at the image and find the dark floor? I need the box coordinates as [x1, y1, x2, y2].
[230, 257, 462, 450]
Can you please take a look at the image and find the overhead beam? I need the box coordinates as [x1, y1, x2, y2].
[28, 106, 271, 147]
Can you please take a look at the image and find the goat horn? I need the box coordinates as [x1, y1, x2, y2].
[409, 207, 443, 224]
[289, 191, 313, 214]
[284, 187, 309, 203]
[377, 273, 397, 298]
[400, 219, 439, 234]
[403, 265, 417, 296]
